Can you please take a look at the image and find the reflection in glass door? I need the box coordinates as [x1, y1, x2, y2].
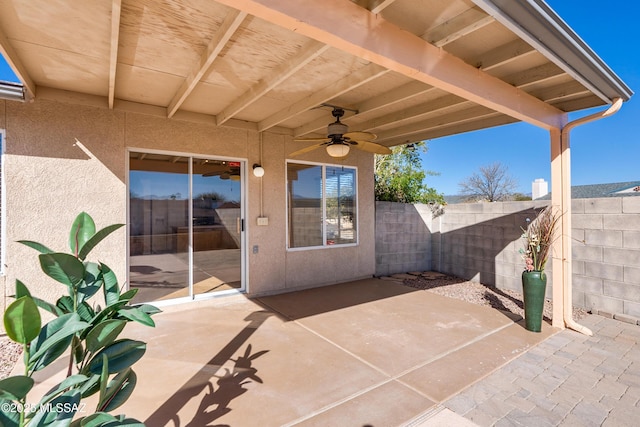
[128, 152, 243, 302]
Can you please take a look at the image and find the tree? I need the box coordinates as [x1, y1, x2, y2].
[458, 162, 518, 202]
[374, 141, 444, 205]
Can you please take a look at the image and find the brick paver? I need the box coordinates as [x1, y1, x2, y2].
[443, 315, 640, 426]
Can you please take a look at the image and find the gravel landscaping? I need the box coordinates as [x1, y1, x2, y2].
[397, 271, 587, 322]
[0, 337, 22, 379]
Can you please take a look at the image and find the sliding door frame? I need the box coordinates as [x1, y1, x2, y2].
[126, 147, 247, 306]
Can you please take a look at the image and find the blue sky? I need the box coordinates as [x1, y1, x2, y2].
[1, 1, 637, 196]
[424, 0, 639, 195]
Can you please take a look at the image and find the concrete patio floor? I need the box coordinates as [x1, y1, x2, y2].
[29, 278, 555, 426]
[126, 278, 558, 426]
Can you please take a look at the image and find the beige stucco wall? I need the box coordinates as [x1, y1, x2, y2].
[0, 98, 375, 317]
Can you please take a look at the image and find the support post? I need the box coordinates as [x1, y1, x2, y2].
[549, 127, 567, 329]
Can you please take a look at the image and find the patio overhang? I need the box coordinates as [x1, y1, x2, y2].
[0, 0, 631, 140]
[0, 0, 633, 332]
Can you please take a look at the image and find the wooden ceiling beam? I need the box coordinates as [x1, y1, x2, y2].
[108, 0, 122, 109]
[217, 40, 330, 126]
[167, 10, 247, 118]
[294, 81, 435, 137]
[358, 94, 471, 132]
[500, 62, 565, 88]
[216, 0, 566, 130]
[374, 105, 499, 142]
[477, 39, 536, 71]
[258, 63, 389, 132]
[381, 114, 518, 146]
[369, 0, 398, 14]
[424, 6, 495, 47]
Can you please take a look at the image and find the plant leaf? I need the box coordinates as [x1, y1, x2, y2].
[117, 307, 155, 327]
[4, 296, 41, 344]
[39, 253, 85, 288]
[31, 335, 74, 373]
[78, 374, 101, 399]
[76, 302, 95, 324]
[100, 263, 120, 306]
[78, 262, 103, 303]
[70, 212, 96, 258]
[29, 313, 90, 371]
[71, 413, 118, 427]
[29, 389, 81, 427]
[134, 303, 162, 316]
[0, 375, 34, 400]
[73, 335, 84, 365]
[32, 295, 64, 317]
[118, 289, 138, 303]
[57, 296, 75, 314]
[78, 224, 124, 261]
[86, 339, 146, 375]
[14, 279, 31, 298]
[98, 354, 109, 407]
[97, 369, 137, 413]
[85, 319, 127, 354]
[37, 374, 90, 408]
[17, 240, 54, 254]
[90, 301, 127, 326]
[102, 418, 145, 427]
[0, 400, 20, 427]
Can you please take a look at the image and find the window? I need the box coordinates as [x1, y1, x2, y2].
[287, 162, 357, 249]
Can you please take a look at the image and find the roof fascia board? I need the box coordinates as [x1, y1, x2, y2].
[472, 0, 633, 104]
[214, 0, 567, 130]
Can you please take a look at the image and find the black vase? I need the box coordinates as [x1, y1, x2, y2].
[522, 270, 547, 332]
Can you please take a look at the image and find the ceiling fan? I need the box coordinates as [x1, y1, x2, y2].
[202, 161, 241, 180]
[291, 107, 392, 158]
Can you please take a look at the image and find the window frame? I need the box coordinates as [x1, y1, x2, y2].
[285, 160, 358, 251]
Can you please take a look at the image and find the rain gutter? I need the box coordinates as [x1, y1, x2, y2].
[472, 0, 633, 104]
[560, 98, 622, 336]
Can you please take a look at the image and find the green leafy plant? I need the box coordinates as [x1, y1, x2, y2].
[1, 212, 160, 426]
[374, 141, 444, 206]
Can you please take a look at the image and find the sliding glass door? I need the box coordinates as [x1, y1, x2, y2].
[128, 152, 244, 303]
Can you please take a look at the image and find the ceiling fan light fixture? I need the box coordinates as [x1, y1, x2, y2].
[327, 121, 348, 136]
[326, 143, 350, 158]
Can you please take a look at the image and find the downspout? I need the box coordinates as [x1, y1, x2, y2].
[560, 98, 623, 335]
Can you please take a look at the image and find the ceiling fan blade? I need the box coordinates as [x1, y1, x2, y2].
[352, 140, 392, 155]
[344, 131, 376, 141]
[289, 142, 327, 157]
[294, 137, 331, 142]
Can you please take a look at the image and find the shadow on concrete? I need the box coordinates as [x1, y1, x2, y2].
[144, 310, 272, 426]
[256, 278, 419, 321]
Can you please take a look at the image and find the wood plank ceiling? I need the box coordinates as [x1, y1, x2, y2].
[0, 0, 616, 147]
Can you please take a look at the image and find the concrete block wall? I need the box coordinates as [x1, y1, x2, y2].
[375, 197, 640, 316]
[572, 197, 640, 317]
[431, 200, 553, 297]
[375, 201, 432, 276]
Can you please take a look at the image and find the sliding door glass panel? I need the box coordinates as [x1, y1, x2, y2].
[325, 166, 356, 245]
[287, 163, 323, 248]
[129, 152, 189, 302]
[192, 159, 242, 294]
